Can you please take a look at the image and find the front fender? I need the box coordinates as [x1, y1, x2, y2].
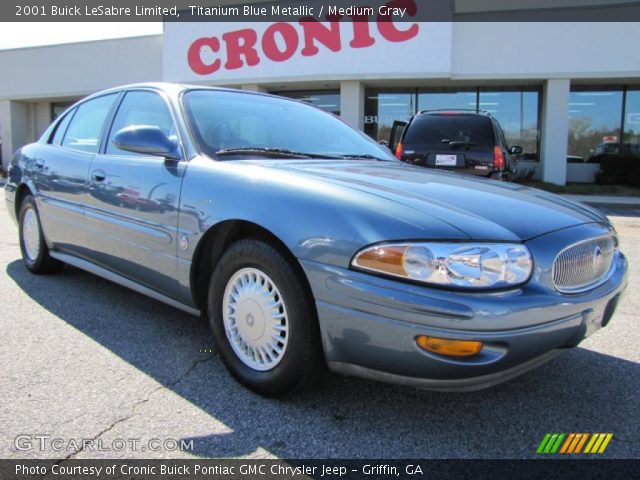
[173, 157, 470, 306]
[178, 157, 469, 268]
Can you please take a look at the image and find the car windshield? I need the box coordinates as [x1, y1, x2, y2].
[404, 114, 495, 147]
[182, 89, 394, 161]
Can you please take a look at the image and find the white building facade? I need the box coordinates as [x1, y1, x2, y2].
[1, 20, 639, 185]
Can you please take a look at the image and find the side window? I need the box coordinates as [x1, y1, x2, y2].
[50, 108, 75, 145]
[496, 122, 508, 147]
[106, 91, 176, 156]
[61, 94, 118, 153]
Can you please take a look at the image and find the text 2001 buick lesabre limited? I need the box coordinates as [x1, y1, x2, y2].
[5, 84, 628, 396]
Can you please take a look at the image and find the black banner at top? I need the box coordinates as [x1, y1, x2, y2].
[5, 0, 640, 22]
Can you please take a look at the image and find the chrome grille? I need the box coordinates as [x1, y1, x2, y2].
[552, 235, 617, 293]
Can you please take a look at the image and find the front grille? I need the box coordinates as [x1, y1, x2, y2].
[552, 235, 617, 293]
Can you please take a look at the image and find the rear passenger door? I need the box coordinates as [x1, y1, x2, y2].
[84, 89, 185, 297]
[34, 93, 119, 256]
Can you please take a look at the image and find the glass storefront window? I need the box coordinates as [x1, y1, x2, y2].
[364, 89, 415, 142]
[272, 90, 340, 116]
[623, 89, 640, 155]
[364, 87, 540, 159]
[418, 89, 477, 112]
[51, 101, 75, 121]
[479, 89, 540, 161]
[568, 87, 623, 162]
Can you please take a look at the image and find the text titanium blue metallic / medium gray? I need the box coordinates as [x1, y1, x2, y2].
[4, 83, 627, 396]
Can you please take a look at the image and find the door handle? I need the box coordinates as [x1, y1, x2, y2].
[91, 170, 107, 183]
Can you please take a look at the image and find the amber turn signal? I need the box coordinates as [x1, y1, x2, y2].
[416, 336, 483, 357]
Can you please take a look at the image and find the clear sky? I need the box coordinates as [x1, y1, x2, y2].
[0, 22, 163, 50]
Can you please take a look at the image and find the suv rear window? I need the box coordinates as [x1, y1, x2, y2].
[404, 114, 495, 147]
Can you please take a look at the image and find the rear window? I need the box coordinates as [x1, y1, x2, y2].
[404, 114, 495, 147]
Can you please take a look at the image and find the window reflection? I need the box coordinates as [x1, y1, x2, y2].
[364, 89, 415, 142]
[624, 89, 640, 155]
[568, 87, 623, 162]
[51, 101, 75, 121]
[479, 90, 540, 161]
[418, 89, 477, 112]
[272, 90, 340, 116]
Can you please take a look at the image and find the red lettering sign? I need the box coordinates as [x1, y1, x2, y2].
[187, 36, 221, 75]
[263, 23, 299, 62]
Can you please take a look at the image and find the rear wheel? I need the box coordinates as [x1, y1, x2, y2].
[18, 195, 64, 274]
[208, 239, 324, 396]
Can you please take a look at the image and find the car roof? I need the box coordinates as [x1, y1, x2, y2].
[416, 109, 494, 118]
[81, 82, 240, 98]
[74, 82, 318, 110]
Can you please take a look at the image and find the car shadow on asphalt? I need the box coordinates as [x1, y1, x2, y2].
[6, 260, 640, 459]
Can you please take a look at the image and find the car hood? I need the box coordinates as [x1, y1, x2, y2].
[251, 159, 607, 241]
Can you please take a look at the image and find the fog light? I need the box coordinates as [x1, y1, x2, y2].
[416, 336, 483, 357]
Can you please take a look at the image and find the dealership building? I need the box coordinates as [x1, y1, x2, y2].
[1, 16, 639, 185]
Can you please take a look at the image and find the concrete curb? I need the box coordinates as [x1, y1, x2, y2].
[560, 194, 640, 206]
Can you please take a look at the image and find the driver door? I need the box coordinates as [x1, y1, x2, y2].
[84, 89, 185, 297]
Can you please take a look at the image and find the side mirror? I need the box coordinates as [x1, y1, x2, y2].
[509, 146, 523, 155]
[112, 125, 181, 160]
[389, 120, 408, 153]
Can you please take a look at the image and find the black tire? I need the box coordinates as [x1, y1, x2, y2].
[18, 195, 64, 274]
[207, 239, 324, 397]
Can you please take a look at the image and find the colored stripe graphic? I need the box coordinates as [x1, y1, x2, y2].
[537, 433, 565, 454]
[541, 433, 613, 454]
[574, 433, 589, 453]
[544, 434, 559, 453]
[560, 434, 575, 454]
[550, 434, 565, 453]
[537, 434, 552, 454]
[585, 433, 614, 454]
[597, 433, 613, 453]
[584, 434, 599, 453]
[560, 433, 588, 454]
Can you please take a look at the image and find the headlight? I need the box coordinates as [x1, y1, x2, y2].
[351, 242, 532, 289]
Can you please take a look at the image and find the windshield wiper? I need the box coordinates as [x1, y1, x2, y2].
[215, 147, 333, 159]
[215, 147, 389, 162]
[337, 153, 388, 161]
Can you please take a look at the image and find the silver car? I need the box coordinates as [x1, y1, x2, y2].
[4, 83, 628, 396]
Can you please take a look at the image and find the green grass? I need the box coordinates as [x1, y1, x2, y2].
[521, 181, 640, 196]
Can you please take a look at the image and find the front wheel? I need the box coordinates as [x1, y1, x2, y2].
[208, 239, 324, 396]
[18, 195, 64, 274]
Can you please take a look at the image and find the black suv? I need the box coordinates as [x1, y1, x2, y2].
[389, 110, 522, 180]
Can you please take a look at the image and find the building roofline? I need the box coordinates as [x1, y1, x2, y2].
[0, 33, 162, 54]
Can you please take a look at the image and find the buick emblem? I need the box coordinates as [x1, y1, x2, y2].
[592, 245, 604, 271]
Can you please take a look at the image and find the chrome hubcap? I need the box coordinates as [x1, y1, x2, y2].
[223, 267, 289, 371]
[22, 208, 41, 261]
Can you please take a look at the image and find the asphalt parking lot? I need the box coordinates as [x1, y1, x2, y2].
[1, 196, 638, 459]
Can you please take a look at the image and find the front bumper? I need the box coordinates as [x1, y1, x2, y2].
[300, 239, 628, 391]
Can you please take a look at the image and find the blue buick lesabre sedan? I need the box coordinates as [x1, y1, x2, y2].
[5, 83, 628, 396]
